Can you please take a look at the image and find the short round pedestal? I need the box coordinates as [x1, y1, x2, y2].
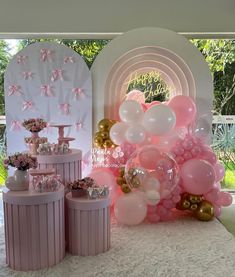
[66, 193, 111, 256]
[3, 186, 65, 271]
[37, 149, 82, 185]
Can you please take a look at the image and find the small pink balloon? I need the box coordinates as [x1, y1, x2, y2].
[214, 163, 225, 182]
[89, 168, 117, 205]
[214, 205, 221, 217]
[200, 150, 217, 165]
[168, 95, 197, 127]
[114, 192, 147, 225]
[147, 101, 161, 108]
[218, 191, 233, 207]
[147, 213, 160, 223]
[141, 103, 148, 112]
[181, 159, 215, 195]
[205, 188, 220, 203]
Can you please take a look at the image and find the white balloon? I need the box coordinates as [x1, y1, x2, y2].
[144, 177, 160, 191]
[145, 190, 161, 206]
[119, 100, 144, 123]
[109, 122, 128, 145]
[125, 124, 146, 144]
[143, 104, 176, 136]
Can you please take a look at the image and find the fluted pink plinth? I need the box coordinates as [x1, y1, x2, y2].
[3, 186, 65, 271]
[37, 149, 82, 185]
[66, 193, 111, 256]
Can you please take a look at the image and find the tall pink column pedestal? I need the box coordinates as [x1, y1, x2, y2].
[3, 186, 65, 271]
[37, 149, 82, 185]
[66, 193, 111, 256]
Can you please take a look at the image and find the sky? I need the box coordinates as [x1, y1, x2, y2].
[5, 39, 19, 55]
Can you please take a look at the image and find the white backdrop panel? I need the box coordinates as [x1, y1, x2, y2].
[4, 42, 92, 176]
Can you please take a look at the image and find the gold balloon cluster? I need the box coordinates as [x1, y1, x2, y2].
[93, 119, 117, 149]
[126, 168, 142, 189]
[116, 168, 131, 193]
[176, 193, 214, 221]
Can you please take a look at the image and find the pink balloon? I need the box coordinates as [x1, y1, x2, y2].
[126, 90, 145, 104]
[200, 150, 217, 165]
[139, 145, 162, 170]
[168, 95, 197, 127]
[181, 159, 215, 195]
[214, 163, 225, 182]
[205, 188, 220, 203]
[89, 168, 117, 205]
[147, 101, 161, 108]
[214, 205, 221, 217]
[218, 191, 233, 207]
[114, 192, 147, 225]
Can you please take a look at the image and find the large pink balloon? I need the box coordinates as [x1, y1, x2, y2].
[139, 145, 162, 170]
[89, 168, 117, 205]
[218, 191, 233, 207]
[168, 95, 196, 127]
[214, 163, 225, 182]
[181, 159, 215, 195]
[114, 192, 147, 225]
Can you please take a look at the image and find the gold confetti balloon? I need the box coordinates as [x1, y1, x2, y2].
[121, 184, 131, 193]
[195, 200, 214, 221]
[116, 177, 125, 186]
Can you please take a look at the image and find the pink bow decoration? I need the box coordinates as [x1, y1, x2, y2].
[51, 69, 64, 82]
[10, 120, 22, 131]
[75, 121, 83, 131]
[40, 48, 53, 62]
[41, 84, 54, 97]
[22, 100, 34, 111]
[59, 103, 70, 115]
[22, 71, 33, 80]
[8, 85, 22, 96]
[64, 56, 75, 63]
[17, 55, 28, 64]
[72, 87, 84, 99]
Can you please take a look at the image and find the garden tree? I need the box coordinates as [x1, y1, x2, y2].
[0, 40, 11, 115]
[191, 39, 235, 115]
[18, 39, 109, 68]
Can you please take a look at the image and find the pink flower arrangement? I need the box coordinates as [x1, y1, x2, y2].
[22, 118, 47, 133]
[68, 177, 96, 191]
[4, 153, 38, 171]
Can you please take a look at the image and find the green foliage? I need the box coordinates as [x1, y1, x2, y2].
[191, 39, 235, 116]
[19, 39, 109, 68]
[127, 71, 171, 102]
[0, 41, 11, 115]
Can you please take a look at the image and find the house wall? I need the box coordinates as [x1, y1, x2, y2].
[0, 0, 234, 37]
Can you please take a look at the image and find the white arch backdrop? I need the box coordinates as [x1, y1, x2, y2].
[91, 27, 213, 133]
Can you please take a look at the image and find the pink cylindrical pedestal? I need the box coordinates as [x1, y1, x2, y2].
[3, 186, 65, 271]
[37, 149, 82, 185]
[66, 193, 110, 256]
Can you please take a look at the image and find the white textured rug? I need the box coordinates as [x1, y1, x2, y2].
[1, 215, 235, 277]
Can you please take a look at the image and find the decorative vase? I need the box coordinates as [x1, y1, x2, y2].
[5, 169, 29, 191]
[31, 132, 39, 138]
[29, 143, 39, 156]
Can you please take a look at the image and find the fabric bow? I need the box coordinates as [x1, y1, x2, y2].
[22, 71, 33, 80]
[41, 84, 54, 97]
[51, 69, 64, 82]
[10, 120, 22, 131]
[8, 85, 21, 96]
[59, 103, 70, 115]
[75, 121, 83, 131]
[22, 100, 34, 111]
[40, 48, 53, 62]
[72, 87, 84, 99]
[64, 56, 75, 63]
[17, 55, 27, 64]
